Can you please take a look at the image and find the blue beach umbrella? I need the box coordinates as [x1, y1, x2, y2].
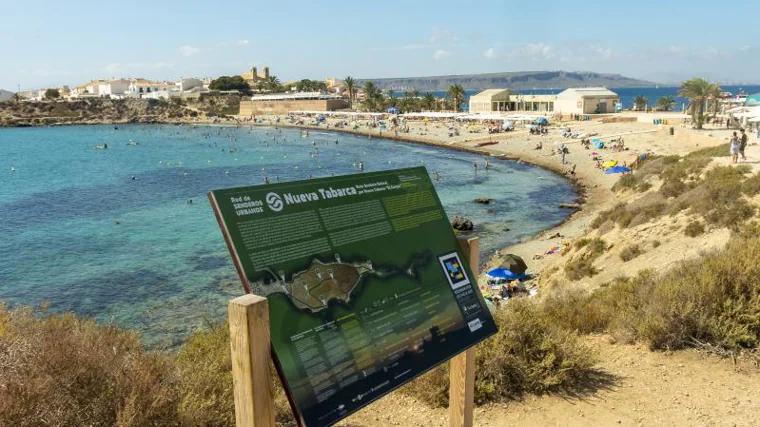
[535, 117, 549, 125]
[386, 107, 401, 114]
[486, 267, 526, 280]
[317, 115, 326, 121]
[605, 165, 632, 174]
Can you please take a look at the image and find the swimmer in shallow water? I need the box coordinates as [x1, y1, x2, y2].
[264, 176, 270, 184]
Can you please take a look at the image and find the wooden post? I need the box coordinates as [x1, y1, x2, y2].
[229, 294, 276, 427]
[449, 236, 479, 427]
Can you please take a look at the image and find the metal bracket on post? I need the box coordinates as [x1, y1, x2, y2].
[228, 294, 276, 427]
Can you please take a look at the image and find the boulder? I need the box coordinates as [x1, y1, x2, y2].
[451, 216, 474, 232]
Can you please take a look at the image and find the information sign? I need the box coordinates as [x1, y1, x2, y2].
[209, 167, 497, 426]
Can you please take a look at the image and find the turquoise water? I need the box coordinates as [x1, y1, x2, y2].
[0, 125, 575, 346]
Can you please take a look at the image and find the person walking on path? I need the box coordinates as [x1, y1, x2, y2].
[740, 129, 748, 161]
[730, 132, 740, 164]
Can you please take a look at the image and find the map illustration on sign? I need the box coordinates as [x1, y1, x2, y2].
[209, 167, 497, 427]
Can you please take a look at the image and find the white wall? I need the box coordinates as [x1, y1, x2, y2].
[178, 78, 203, 92]
[0, 89, 13, 102]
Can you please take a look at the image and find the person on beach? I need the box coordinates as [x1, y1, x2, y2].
[730, 132, 740, 164]
[740, 129, 748, 161]
[358, 161, 364, 172]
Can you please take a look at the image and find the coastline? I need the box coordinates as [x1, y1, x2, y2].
[0, 116, 597, 277]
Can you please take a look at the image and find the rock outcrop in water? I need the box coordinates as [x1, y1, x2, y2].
[451, 216, 474, 232]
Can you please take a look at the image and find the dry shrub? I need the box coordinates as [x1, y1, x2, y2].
[684, 221, 705, 237]
[742, 172, 760, 196]
[175, 324, 296, 427]
[0, 306, 297, 427]
[619, 244, 643, 262]
[402, 299, 596, 406]
[690, 166, 754, 228]
[0, 305, 180, 427]
[544, 236, 760, 352]
[564, 258, 598, 280]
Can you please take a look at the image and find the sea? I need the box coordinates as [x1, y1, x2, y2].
[0, 125, 576, 346]
[429, 85, 760, 111]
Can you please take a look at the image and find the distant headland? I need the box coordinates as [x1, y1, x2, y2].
[357, 71, 658, 91]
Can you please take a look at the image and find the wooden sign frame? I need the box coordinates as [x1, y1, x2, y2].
[225, 235, 480, 427]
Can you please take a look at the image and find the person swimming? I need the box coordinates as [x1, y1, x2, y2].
[264, 176, 270, 184]
[434, 171, 440, 181]
[358, 161, 364, 172]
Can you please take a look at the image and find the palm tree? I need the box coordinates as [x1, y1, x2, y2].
[265, 75, 281, 93]
[655, 95, 675, 112]
[343, 76, 358, 107]
[678, 78, 721, 129]
[633, 95, 648, 111]
[446, 84, 465, 112]
[362, 81, 381, 111]
[422, 93, 437, 111]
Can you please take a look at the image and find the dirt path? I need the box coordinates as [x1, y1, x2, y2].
[339, 337, 760, 426]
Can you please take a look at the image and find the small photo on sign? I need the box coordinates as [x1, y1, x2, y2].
[438, 252, 470, 290]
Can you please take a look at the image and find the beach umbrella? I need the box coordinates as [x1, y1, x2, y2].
[499, 254, 528, 275]
[386, 107, 401, 114]
[502, 121, 514, 130]
[605, 165, 632, 174]
[535, 117, 549, 125]
[317, 115, 326, 121]
[486, 267, 525, 280]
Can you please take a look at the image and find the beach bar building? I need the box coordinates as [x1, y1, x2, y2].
[553, 87, 619, 114]
[469, 89, 556, 113]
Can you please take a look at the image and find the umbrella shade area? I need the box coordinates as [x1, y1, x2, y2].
[386, 107, 401, 114]
[486, 267, 526, 280]
[535, 117, 549, 125]
[605, 165, 632, 174]
[499, 254, 528, 275]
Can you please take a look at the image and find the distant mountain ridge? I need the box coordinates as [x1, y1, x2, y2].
[357, 71, 657, 91]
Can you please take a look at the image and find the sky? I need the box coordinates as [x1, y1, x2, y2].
[2, 0, 759, 90]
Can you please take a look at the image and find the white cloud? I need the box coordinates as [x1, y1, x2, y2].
[483, 47, 497, 59]
[522, 43, 555, 60]
[179, 46, 200, 57]
[219, 39, 250, 47]
[429, 26, 456, 43]
[433, 49, 451, 60]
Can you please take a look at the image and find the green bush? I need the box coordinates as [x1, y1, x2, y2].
[402, 299, 597, 406]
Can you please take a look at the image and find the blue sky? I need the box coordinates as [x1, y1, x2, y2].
[2, 0, 759, 90]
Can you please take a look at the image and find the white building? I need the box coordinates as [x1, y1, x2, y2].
[554, 87, 619, 114]
[128, 79, 175, 96]
[97, 79, 131, 97]
[177, 77, 204, 92]
[0, 89, 14, 102]
[468, 89, 556, 113]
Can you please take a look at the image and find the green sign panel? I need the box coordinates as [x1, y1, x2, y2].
[209, 167, 497, 426]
